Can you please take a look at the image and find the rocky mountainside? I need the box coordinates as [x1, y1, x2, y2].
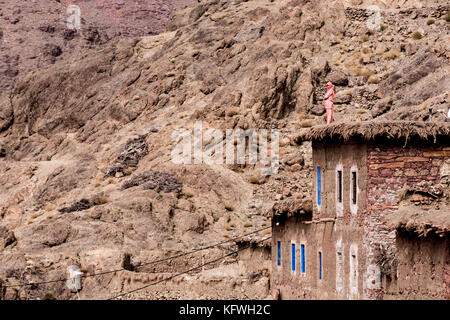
[0, 0, 449, 300]
[0, 0, 195, 93]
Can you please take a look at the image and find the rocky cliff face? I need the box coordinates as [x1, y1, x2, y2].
[0, 0, 195, 93]
[0, 0, 449, 299]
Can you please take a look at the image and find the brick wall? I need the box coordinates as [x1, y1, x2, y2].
[365, 141, 448, 299]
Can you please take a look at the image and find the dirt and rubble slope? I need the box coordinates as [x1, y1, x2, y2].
[0, 0, 449, 299]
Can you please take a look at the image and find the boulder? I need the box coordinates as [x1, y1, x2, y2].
[0, 226, 16, 248]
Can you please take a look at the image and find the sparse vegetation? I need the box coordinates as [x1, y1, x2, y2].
[360, 34, 369, 42]
[249, 176, 261, 184]
[368, 75, 381, 84]
[89, 195, 109, 206]
[243, 221, 252, 228]
[300, 119, 315, 128]
[350, 66, 374, 78]
[42, 292, 56, 300]
[184, 191, 194, 198]
[445, 12, 450, 22]
[380, 24, 387, 31]
[226, 109, 239, 117]
[412, 31, 423, 40]
[426, 18, 435, 25]
[123, 167, 133, 176]
[382, 49, 401, 61]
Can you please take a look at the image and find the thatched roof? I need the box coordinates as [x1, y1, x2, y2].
[272, 198, 313, 219]
[235, 236, 271, 248]
[293, 121, 450, 144]
[384, 206, 450, 237]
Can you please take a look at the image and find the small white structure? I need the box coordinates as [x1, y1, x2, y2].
[66, 265, 82, 292]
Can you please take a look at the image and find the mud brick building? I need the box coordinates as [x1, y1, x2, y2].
[271, 121, 450, 300]
[385, 206, 450, 299]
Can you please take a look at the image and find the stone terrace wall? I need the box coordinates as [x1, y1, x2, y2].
[365, 140, 449, 299]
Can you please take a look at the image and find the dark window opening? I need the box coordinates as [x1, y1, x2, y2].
[319, 251, 323, 280]
[277, 241, 281, 266]
[337, 170, 343, 203]
[291, 243, 296, 272]
[301, 244, 306, 274]
[317, 167, 321, 206]
[352, 171, 357, 205]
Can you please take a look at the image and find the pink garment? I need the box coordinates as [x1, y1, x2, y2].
[324, 82, 335, 124]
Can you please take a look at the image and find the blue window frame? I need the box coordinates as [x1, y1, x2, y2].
[317, 166, 322, 206]
[301, 244, 306, 274]
[277, 241, 281, 266]
[319, 251, 322, 280]
[291, 243, 296, 272]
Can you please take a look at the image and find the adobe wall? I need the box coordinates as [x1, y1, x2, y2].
[271, 215, 366, 300]
[365, 140, 449, 299]
[385, 230, 450, 300]
[271, 141, 368, 299]
[272, 137, 449, 300]
[312, 141, 368, 221]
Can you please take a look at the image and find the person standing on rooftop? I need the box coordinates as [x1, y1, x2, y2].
[324, 82, 335, 124]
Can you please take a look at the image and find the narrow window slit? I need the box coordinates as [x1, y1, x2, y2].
[337, 170, 343, 203]
[352, 171, 357, 205]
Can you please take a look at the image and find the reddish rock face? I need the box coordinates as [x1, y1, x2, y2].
[0, 0, 196, 93]
[59, 0, 196, 37]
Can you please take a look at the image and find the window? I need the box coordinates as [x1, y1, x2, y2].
[336, 251, 344, 293]
[317, 166, 322, 206]
[277, 241, 281, 266]
[337, 169, 343, 203]
[291, 243, 296, 272]
[300, 244, 306, 274]
[351, 254, 357, 284]
[350, 244, 358, 295]
[352, 171, 357, 205]
[319, 251, 323, 280]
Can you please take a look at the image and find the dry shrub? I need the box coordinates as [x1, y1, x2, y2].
[90, 195, 109, 206]
[445, 12, 450, 22]
[350, 66, 374, 77]
[123, 167, 133, 176]
[412, 31, 423, 40]
[300, 120, 315, 128]
[368, 75, 381, 84]
[42, 292, 56, 300]
[426, 18, 435, 25]
[249, 176, 261, 184]
[244, 221, 252, 228]
[383, 49, 401, 60]
[227, 109, 239, 117]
